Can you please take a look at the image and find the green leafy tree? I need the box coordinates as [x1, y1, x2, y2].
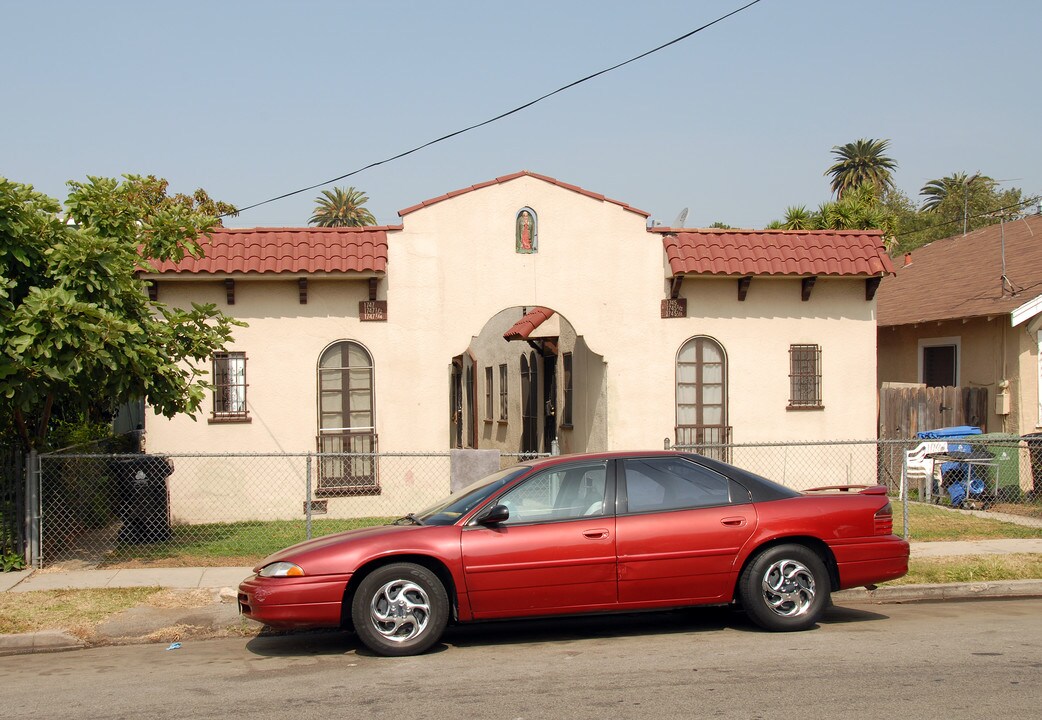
[825, 138, 897, 198]
[0, 175, 243, 450]
[708, 221, 733, 229]
[889, 174, 1027, 253]
[309, 186, 376, 227]
[919, 172, 992, 213]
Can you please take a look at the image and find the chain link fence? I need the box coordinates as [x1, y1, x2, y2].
[28, 438, 1042, 568]
[33, 450, 546, 568]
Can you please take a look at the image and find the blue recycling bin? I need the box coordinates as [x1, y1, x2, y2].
[917, 426, 982, 484]
[947, 477, 987, 508]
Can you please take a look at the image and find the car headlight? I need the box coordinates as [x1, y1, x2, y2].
[259, 561, 305, 578]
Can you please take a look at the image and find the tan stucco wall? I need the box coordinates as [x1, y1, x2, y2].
[877, 316, 1039, 434]
[144, 175, 884, 519]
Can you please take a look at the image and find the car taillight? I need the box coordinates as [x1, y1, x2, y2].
[874, 502, 893, 535]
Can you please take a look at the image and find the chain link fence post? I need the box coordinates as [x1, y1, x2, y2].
[305, 452, 313, 541]
[25, 450, 40, 568]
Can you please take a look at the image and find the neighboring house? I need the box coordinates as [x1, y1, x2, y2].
[877, 212, 1042, 435]
[141, 171, 893, 516]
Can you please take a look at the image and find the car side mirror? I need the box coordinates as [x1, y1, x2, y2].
[477, 504, 510, 525]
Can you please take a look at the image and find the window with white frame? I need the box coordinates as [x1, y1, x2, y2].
[212, 352, 248, 420]
[918, 336, 960, 388]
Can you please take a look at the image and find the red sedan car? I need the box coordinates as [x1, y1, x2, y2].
[239, 451, 908, 656]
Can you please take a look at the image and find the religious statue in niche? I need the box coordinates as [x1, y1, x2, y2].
[515, 207, 538, 253]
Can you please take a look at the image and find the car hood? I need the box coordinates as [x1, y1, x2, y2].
[254, 523, 423, 571]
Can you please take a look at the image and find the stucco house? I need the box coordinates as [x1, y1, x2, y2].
[140, 171, 893, 514]
[877, 212, 1042, 436]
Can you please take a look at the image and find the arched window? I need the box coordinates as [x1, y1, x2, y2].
[317, 341, 377, 494]
[676, 336, 730, 457]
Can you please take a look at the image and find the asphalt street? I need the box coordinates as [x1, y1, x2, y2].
[1, 598, 1040, 720]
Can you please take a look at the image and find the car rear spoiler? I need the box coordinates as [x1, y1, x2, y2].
[803, 484, 888, 495]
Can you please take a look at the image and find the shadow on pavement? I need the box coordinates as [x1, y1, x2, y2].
[244, 603, 891, 657]
[246, 629, 355, 657]
[820, 604, 890, 625]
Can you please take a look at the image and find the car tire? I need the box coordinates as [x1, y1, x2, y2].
[351, 562, 449, 656]
[738, 544, 830, 632]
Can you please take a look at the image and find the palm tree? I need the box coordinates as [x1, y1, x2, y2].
[782, 206, 813, 230]
[814, 183, 896, 240]
[309, 187, 376, 227]
[825, 138, 897, 198]
[919, 172, 993, 212]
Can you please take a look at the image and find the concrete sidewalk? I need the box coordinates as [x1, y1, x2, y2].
[0, 566, 252, 593]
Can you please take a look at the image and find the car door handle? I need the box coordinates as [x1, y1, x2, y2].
[720, 517, 748, 527]
[583, 529, 610, 539]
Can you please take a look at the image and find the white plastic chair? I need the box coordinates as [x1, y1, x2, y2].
[903, 441, 947, 501]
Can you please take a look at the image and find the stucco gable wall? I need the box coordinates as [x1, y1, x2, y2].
[383, 175, 663, 450]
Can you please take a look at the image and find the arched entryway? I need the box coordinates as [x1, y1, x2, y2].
[449, 306, 606, 455]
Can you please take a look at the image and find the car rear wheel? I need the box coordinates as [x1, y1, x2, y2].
[738, 544, 829, 632]
[351, 562, 449, 656]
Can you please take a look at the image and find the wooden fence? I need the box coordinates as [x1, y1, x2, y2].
[878, 383, 989, 439]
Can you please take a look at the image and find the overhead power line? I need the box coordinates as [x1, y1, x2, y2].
[224, 0, 767, 218]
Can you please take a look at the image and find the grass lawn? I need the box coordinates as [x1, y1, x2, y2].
[889, 553, 1042, 586]
[100, 517, 393, 568]
[0, 587, 158, 636]
[893, 501, 1042, 541]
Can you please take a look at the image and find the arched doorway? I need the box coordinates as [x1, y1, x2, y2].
[448, 307, 607, 455]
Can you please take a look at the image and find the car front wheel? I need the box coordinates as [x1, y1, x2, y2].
[738, 544, 830, 632]
[351, 562, 449, 656]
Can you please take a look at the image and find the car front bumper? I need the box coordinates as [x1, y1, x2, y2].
[238, 573, 352, 629]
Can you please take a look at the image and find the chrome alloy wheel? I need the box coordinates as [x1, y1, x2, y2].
[369, 579, 431, 643]
[761, 558, 816, 617]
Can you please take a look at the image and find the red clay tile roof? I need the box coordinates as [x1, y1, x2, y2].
[653, 228, 894, 277]
[877, 214, 1042, 327]
[504, 307, 555, 340]
[399, 171, 650, 218]
[147, 227, 396, 275]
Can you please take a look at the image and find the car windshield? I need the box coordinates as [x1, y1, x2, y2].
[415, 466, 530, 526]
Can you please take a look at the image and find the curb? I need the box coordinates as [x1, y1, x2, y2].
[835, 579, 1042, 604]
[3, 581, 1042, 656]
[0, 631, 85, 656]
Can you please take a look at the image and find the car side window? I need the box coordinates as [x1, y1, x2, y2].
[622, 457, 734, 513]
[496, 462, 608, 525]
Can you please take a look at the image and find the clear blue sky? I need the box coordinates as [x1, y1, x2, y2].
[3, 0, 1039, 229]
